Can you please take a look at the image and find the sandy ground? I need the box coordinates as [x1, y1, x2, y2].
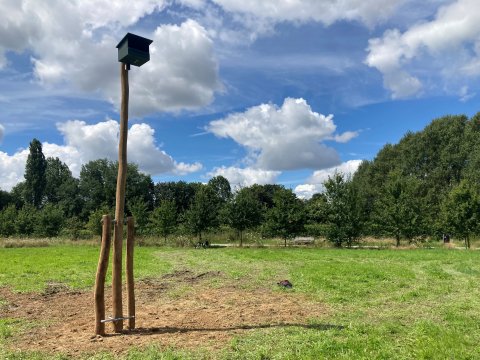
[0, 270, 328, 357]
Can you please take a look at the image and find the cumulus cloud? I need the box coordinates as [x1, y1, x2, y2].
[294, 160, 363, 199]
[0, 1, 221, 116]
[119, 20, 222, 116]
[208, 166, 280, 187]
[207, 98, 352, 171]
[0, 119, 201, 191]
[174, 162, 203, 175]
[0, 149, 29, 191]
[366, 0, 480, 98]
[57, 119, 201, 176]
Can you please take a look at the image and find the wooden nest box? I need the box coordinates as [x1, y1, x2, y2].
[116, 33, 153, 67]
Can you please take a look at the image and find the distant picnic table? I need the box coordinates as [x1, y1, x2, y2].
[293, 236, 315, 245]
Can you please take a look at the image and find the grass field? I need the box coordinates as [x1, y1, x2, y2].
[1, 244, 480, 359]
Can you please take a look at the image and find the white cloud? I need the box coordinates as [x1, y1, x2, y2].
[57, 119, 201, 176]
[177, 0, 206, 9]
[294, 184, 318, 200]
[333, 131, 360, 143]
[366, 0, 480, 98]
[121, 20, 222, 116]
[459, 85, 475, 102]
[210, 0, 408, 28]
[294, 160, 363, 199]
[207, 98, 348, 171]
[208, 166, 280, 187]
[174, 162, 203, 175]
[0, 149, 29, 191]
[0, 2, 221, 116]
[56, 120, 119, 167]
[0, 119, 201, 191]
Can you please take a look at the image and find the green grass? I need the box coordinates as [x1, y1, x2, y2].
[1, 244, 480, 358]
[0, 245, 171, 292]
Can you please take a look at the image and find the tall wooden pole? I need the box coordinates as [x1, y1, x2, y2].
[94, 215, 112, 336]
[126, 216, 135, 330]
[112, 62, 129, 333]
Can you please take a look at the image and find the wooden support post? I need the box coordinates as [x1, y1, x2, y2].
[126, 216, 135, 330]
[112, 62, 129, 333]
[94, 215, 112, 336]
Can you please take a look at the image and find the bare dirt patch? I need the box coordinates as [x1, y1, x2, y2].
[0, 271, 328, 357]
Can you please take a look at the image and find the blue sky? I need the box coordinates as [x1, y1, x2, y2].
[0, 0, 479, 198]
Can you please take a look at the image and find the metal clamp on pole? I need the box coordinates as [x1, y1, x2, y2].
[100, 315, 135, 323]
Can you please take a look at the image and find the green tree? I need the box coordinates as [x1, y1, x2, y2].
[15, 204, 37, 236]
[373, 172, 423, 246]
[149, 200, 177, 242]
[10, 182, 26, 208]
[154, 181, 201, 220]
[0, 190, 12, 211]
[63, 216, 84, 240]
[127, 196, 150, 234]
[79, 159, 154, 219]
[208, 176, 232, 203]
[185, 185, 219, 242]
[86, 207, 111, 241]
[442, 180, 480, 249]
[24, 138, 47, 208]
[0, 205, 17, 236]
[227, 188, 262, 246]
[324, 173, 363, 247]
[264, 188, 305, 247]
[45, 157, 82, 217]
[305, 193, 328, 223]
[35, 204, 64, 238]
[79, 159, 117, 217]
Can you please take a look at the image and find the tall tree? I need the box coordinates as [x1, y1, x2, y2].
[44, 157, 82, 217]
[149, 200, 177, 242]
[373, 171, 423, 246]
[324, 173, 363, 247]
[227, 187, 262, 246]
[208, 176, 232, 203]
[127, 196, 150, 234]
[24, 138, 47, 208]
[185, 185, 219, 242]
[264, 188, 305, 247]
[442, 180, 480, 249]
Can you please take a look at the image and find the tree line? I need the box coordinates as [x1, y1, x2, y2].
[1, 112, 480, 247]
[0, 139, 307, 243]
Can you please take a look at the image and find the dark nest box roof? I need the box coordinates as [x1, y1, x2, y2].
[116, 33, 153, 67]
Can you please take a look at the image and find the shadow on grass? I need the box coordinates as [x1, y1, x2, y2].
[107, 323, 344, 337]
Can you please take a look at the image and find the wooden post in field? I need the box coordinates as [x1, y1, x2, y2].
[94, 214, 112, 336]
[126, 216, 135, 330]
[111, 62, 129, 333]
[111, 32, 152, 333]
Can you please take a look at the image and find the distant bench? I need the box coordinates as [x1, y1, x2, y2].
[293, 236, 315, 245]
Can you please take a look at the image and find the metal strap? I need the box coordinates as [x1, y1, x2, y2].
[100, 315, 135, 323]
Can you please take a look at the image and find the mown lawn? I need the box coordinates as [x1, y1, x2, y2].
[1, 244, 480, 359]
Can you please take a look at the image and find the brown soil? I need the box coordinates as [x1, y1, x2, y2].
[0, 270, 327, 357]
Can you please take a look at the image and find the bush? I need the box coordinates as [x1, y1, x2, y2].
[15, 205, 37, 236]
[35, 204, 64, 237]
[0, 205, 17, 237]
